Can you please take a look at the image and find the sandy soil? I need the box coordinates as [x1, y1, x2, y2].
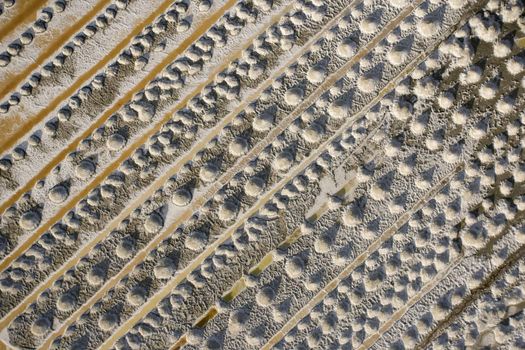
[1, 0, 525, 349]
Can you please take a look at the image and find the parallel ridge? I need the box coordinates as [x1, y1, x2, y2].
[0, 2, 260, 332]
[0, 0, 304, 324]
[162, 1, 524, 349]
[33, 0, 378, 347]
[262, 5, 525, 350]
[110, 0, 493, 349]
[1, 0, 524, 349]
[101, 0, 436, 347]
[3, 0, 344, 348]
[0, 0, 48, 44]
[0, 0, 235, 270]
[0, 0, 193, 156]
[0, 0, 113, 102]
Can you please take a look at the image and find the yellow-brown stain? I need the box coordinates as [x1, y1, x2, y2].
[0, 0, 243, 155]
[278, 227, 302, 250]
[0, 0, 240, 274]
[222, 278, 246, 302]
[249, 253, 274, 276]
[93, 0, 377, 344]
[193, 307, 218, 328]
[0, 113, 22, 146]
[517, 36, 525, 48]
[169, 335, 187, 350]
[0, 0, 112, 103]
[33, 11, 78, 51]
[0, 0, 47, 43]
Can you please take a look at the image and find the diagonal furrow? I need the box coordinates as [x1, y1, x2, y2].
[0, 0, 48, 43]
[0, 0, 240, 272]
[38, 0, 381, 347]
[261, 162, 464, 349]
[185, 11, 522, 346]
[99, 1, 476, 348]
[2, 0, 362, 346]
[167, 134, 397, 348]
[0, 0, 293, 328]
[260, 3, 512, 349]
[1, 0, 524, 350]
[0, 0, 114, 101]
[0, 0, 191, 159]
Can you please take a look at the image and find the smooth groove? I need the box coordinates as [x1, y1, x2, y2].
[261, 164, 463, 350]
[0, 0, 112, 102]
[0, 0, 239, 275]
[29, 3, 301, 348]
[0, 0, 242, 329]
[0, 0, 48, 43]
[99, 1, 436, 347]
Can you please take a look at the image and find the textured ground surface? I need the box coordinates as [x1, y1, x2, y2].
[1, 0, 525, 349]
